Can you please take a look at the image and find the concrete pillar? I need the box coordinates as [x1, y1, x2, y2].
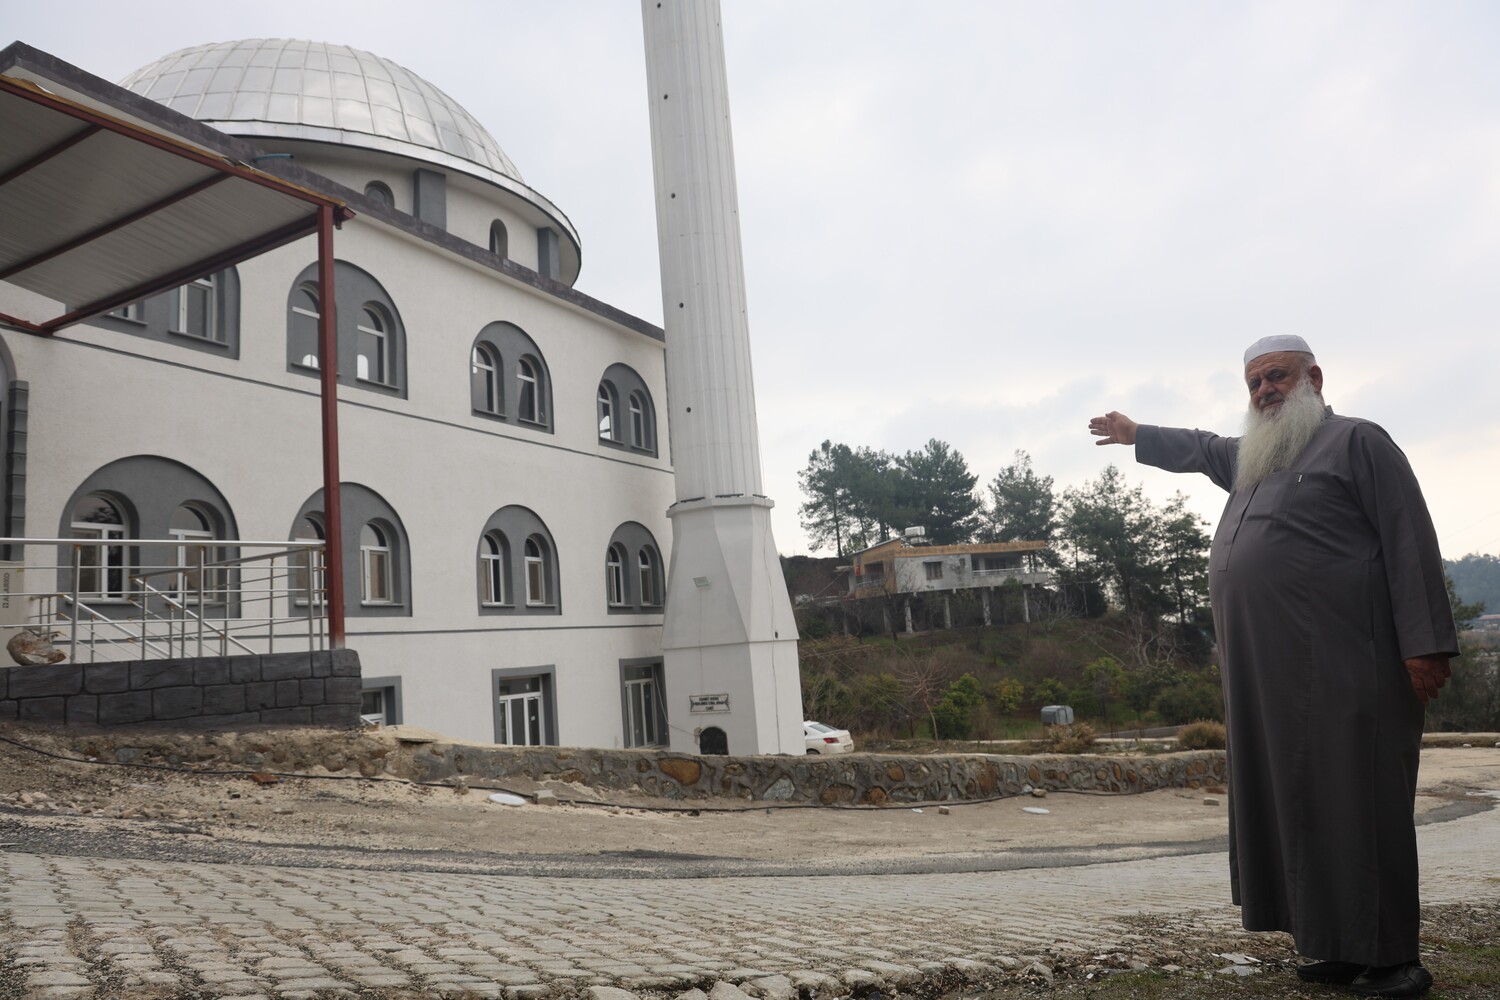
[904, 600, 913, 634]
[943, 596, 952, 629]
[981, 587, 992, 626]
[1022, 584, 1031, 623]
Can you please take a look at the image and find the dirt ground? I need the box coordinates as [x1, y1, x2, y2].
[2, 725, 1497, 873]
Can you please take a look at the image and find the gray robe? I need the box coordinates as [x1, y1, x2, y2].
[1137, 409, 1456, 966]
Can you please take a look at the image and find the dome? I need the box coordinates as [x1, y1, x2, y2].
[120, 39, 523, 184]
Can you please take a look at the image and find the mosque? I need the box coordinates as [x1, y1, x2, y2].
[0, 35, 799, 752]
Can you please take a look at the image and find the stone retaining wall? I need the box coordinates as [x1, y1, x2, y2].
[396, 741, 1228, 805]
[0, 650, 362, 729]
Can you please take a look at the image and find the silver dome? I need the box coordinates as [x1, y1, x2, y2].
[120, 39, 523, 184]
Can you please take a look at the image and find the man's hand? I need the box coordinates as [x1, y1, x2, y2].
[1405, 655, 1452, 704]
[1089, 411, 1138, 446]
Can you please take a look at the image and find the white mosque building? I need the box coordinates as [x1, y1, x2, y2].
[0, 38, 699, 749]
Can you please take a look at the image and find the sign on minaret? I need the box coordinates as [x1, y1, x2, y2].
[641, 0, 804, 756]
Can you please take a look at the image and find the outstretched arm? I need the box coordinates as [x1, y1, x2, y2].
[1089, 411, 1138, 446]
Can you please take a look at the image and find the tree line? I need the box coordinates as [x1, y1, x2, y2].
[799, 440, 1213, 630]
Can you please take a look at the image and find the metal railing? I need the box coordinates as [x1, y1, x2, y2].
[0, 537, 327, 664]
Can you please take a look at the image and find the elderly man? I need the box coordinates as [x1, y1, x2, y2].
[1089, 335, 1455, 999]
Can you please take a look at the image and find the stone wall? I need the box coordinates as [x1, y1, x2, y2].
[395, 742, 1228, 805]
[0, 650, 362, 729]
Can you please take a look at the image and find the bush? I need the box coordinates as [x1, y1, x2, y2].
[1153, 676, 1223, 724]
[1176, 719, 1227, 750]
[1046, 721, 1097, 754]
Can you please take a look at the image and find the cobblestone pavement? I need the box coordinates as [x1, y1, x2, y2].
[2, 807, 1497, 999]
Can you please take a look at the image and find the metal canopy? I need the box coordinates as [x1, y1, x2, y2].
[0, 43, 351, 649]
[0, 67, 352, 334]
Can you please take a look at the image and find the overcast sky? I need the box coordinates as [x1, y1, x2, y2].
[8, 1, 1499, 559]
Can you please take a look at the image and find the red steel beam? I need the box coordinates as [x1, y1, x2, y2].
[316, 203, 346, 649]
[0, 123, 100, 186]
[0, 173, 231, 281]
[0, 77, 351, 214]
[40, 213, 320, 332]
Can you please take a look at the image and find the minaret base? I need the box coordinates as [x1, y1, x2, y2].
[661, 496, 803, 756]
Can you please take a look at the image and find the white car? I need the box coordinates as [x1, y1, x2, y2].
[804, 721, 854, 754]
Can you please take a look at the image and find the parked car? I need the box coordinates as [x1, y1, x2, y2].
[803, 720, 854, 754]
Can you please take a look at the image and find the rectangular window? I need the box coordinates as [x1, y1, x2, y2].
[170, 531, 221, 603]
[361, 689, 388, 727]
[71, 525, 127, 600]
[622, 662, 667, 748]
[924, 561, 944, 580]
[496, 674, 548, 746]
[360, 677, 402, 727]
[362, 548, 392, 604]
[525, 555, 546, 605]
[176, 275, 217, 340]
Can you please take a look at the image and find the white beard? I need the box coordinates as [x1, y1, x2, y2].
[1234, 375, 1327, 492]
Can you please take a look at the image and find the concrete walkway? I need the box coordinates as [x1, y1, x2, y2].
[2, 806, 1497, 999]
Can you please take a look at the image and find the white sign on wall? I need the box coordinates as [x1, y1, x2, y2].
[688, 693, 730, 714]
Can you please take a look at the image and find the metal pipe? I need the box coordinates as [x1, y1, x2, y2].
[316, 204, 346, 649]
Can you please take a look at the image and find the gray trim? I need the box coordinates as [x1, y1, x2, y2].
[605, 521, 664, 615]
[91, 267, 242, 358]
[475, 506, 561, 616]
[470, 322, 553, 433]
[360, 674, 403, 725]
[0, 43, 662, 341]
[4, 379, 23, 549]
[536, 227, 560, 282]
[56, 456, 241, 618]
[598, 363, 658, 457]
[286, 260, 408, 399]
[412, 169, 447, 231]
[490, 665, 557, 746]
[618, 656, 668, 749]
[293, 483, 412, 619]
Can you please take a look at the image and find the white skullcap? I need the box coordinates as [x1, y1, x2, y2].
[1244, 335, 1313, 366]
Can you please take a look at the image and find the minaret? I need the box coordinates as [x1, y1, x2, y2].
[641, 0, 803, 755]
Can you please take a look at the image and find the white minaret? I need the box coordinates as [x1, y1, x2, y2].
[641, 0, 803, 756]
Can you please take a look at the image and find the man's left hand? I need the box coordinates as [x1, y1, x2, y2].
[1405, 655, 1452, 704]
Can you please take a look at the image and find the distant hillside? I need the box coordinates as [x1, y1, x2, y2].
[1447, 553, 1500, 617]
[781, 555, 847, 603]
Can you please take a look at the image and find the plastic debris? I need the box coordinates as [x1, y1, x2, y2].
[1022, 806, 1050, 815]
[911, 808, 923, 813]
[488, 792, 527, 806]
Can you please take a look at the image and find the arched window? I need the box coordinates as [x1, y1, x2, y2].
[518, 357, 542, 423]
[470, 323, 551, 433]
[61, 458, 240, 617]
[360, 522, 394, 605]
[606, 522, 664, 614]
[292, 484, 408, 618]
[597, 364, 657, 456]
[364, 181, 394, 207]
[471, 344, 502, 415]
[169, 504, 220, 603]
[99, 267, 241, 356]
[489, 219, 508, 258]
[606, 545, 627, 607]
[70, 495, 127, 600]
[524, 535, 550, 606]
[480, 532, 509, 606]
[286, 262, 406, 397]
[291, 282, 321, 368]
[356, 303, 390, 384]
[597, 382, 617, 441]
[638, 546, 662, 607]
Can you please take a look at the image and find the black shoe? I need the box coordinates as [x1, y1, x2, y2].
[1349, 962, 1433, 998]
[1296, 960, 1366, 984]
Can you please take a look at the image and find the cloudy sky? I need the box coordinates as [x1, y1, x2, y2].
[8, 1, 1499, 559]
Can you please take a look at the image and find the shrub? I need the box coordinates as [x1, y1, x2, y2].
[1046, 721, 1097, 754]
[1153, 676, 1224, 724]
[1176, 719, 1227, 750]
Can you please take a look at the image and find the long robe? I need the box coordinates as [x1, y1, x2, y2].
[1137, 409, 1456, 966]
